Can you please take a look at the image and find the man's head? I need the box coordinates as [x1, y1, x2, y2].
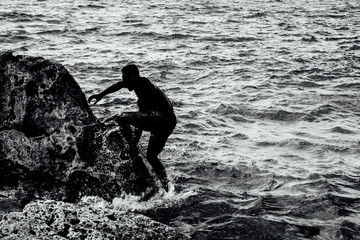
[122, 64, 140, 78]
[122, 64, 140, 91]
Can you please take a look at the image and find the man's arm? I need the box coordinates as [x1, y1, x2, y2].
[88, 81, 124, 104]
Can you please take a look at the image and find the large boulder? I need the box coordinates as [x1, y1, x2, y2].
[0, 52, 155, 210]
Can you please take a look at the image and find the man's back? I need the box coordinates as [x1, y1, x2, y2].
[134, 77, 174, 114]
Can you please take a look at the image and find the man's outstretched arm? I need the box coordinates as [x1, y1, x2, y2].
[88, 81, 124, 104]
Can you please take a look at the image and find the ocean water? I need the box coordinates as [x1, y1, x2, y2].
[1, 0, 360, 239]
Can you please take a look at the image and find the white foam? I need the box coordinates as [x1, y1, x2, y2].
[112, 183, 198, 212]
[80, 195, 111, 208]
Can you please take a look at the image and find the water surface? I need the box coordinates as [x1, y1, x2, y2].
[1, 0, 360, 239]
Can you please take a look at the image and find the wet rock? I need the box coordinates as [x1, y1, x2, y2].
[0, 52, 155, 207]
[0, 51, 96, 136]
[0, 199, 189, 240]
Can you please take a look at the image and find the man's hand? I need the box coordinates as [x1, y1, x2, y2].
[88, 94, 102, 105]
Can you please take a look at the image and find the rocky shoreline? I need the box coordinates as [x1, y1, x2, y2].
[0, 52, 187, 239]
[1, 198, 188, 239]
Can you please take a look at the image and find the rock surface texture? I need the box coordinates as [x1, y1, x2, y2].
[1, 199, 187, 240]
[0, 52, 182, 239]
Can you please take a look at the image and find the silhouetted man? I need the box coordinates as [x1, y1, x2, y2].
[88, 64, 176, 191]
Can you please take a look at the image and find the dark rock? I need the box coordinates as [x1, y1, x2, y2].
[0, 51, 96, 136]
[0, 52, 155, 207]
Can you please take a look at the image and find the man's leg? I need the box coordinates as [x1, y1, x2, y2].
[118, 124, 142, 156]
[146, 133, 170, 191]
[112, 112, 163, 131]
[109, 111, 174, 191]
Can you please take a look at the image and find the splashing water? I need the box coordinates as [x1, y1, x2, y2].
[112, 184, 198, 212]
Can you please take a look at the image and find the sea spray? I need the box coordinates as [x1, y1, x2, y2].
[112, 184, 198, 212]
[79, 183, 198, 214]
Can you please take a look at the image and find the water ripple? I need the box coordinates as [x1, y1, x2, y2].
[1, 0, 360, 238]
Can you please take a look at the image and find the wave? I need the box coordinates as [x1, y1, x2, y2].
[78, 4, 106, 9]
[211, 100, 357, 124]
[143, 161, 360, 239]
[325, 36, 359, 42]
[33, 26, 103, 36]
[211, 104, 331, 123]
[297, 81, 323, 87]
[255, 109, 305, 122]
[289, 67, 324, 75]
[0, 35, 34, 43]
[123, 31, 195, 41]
[308, 104, 336, 117]
[331, 126, 354, 134]
[36, 29, 64, 34]
[336, 82, 360, 89]
[0, 11, 46, 21]
[211, 104, 246, 116]
[244, 12, 267, 18]
[349, 45, 360, 50]
[256, 138, 356, 153]
[199, 36, 262, 42]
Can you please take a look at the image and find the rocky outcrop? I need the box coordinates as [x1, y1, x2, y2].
[0, 198, 188, 239]
[0, 52, 156, 210]
[0, 52, 188, 239]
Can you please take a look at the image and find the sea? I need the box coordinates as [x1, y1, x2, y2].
[1, 0, 360, 239]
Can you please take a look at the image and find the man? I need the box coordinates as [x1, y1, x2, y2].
[88, 64, 176, 191]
